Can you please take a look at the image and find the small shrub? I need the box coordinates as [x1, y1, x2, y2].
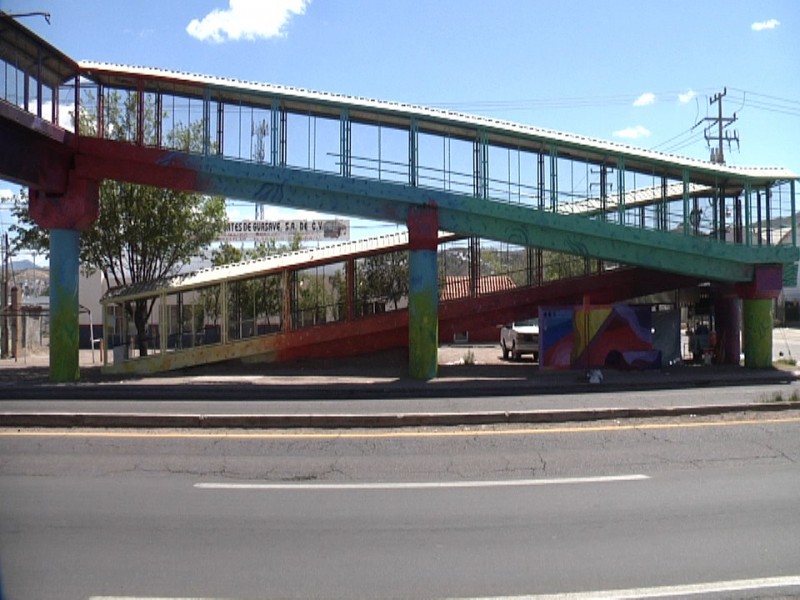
[462, 350, 475, 366]
[774, 357, 797, 367]
[763, 390, 800, 403]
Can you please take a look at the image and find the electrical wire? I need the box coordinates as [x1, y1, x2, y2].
[728, 88, 800, 118]
[423, 88, 724, 114]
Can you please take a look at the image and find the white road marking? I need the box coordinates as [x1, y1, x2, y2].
[194, 474, 649, 491]
[459, 575, 800, 599]
[87, 575, 800, 600]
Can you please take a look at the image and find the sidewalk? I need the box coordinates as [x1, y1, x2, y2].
[1, 344, 799, 429]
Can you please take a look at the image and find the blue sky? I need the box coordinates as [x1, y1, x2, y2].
[1, 0, 799, 256]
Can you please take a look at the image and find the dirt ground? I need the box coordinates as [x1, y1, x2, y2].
[438, 343, 527, 366]
[0, 342, 524, 384]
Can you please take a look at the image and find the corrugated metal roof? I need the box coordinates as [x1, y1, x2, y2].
[102, 231, 459, 303]
[77, 61, 797, 185]
[559, 183, 712, 215]
[1, 13, 80, 86]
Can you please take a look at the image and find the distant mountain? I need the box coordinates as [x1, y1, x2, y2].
[11, 259, 38, 271]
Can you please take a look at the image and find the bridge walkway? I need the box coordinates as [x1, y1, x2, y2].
[0, 13, 797, 379]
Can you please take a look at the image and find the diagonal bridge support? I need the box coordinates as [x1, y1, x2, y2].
[135, 152, 798, 285]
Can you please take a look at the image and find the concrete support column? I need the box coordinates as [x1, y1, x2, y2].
[49, 228, 81, 382]
[407, 205, 439, 380]
[29, 174, 99, 382]
[10, 286, 21, 359]
[714, 294, 741, 365]
[742, 298, 773, 369]
[346, 258, 356, 321]
[737, 265, 782, 369]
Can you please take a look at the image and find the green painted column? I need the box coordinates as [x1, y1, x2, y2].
[49, 228, 81, 382]
[742, 298, 773, 369]
[408, 205, 439, 380]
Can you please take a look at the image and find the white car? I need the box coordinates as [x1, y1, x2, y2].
[500, 318, 540, 361]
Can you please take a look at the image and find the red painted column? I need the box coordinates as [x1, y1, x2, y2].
[29, 174, 99, 382]
[29, 174, 99, 231]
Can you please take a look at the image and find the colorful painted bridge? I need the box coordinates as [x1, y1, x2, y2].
[1, 13, 798, 381]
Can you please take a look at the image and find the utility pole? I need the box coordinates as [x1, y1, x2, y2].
[700, 88, 739, 164]
[2, 233, 8, 358]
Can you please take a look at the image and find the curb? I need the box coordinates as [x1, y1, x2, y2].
[2, 401, 799, 430]
[2, 370, 798, 401]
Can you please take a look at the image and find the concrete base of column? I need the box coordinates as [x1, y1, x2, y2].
[408, 249, 438, 380]
[49, 229, 80, 382]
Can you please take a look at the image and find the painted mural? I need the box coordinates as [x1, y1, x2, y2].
[540, 304, 663, 370]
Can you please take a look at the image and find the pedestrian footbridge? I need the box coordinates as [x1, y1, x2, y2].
[1, 13, 797, 380]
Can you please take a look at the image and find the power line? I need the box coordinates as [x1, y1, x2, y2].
[730, 88, 800, 106]
[727, 88, 800, 118]
[422, 89, 721, 113]
[650, 124, 699, 151]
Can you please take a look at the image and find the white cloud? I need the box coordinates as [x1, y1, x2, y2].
[633, 92, 656, 107]
[25, 100, 76, 131]
[187, 0, 310, 43]
[751, 18, 780, 31]
[678, 89, 696, 104]
[613, 125, 651, 140]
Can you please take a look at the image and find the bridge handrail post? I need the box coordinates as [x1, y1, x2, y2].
[744, 182, 752, 247]
[340, 108, 351, 178]
[791, 180, 797, 248]
[409, 117, 418, 187]
[617, 158, 626, 225]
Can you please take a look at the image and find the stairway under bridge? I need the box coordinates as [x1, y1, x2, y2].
[1, 13, 797, 380]
[99, 231, 703, 376]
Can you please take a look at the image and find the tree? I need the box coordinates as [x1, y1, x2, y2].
[356, 251, 408, 315]
[542, 250, 588, 281]
[209, 237, 302, 337]
[9, 90, 227, 355]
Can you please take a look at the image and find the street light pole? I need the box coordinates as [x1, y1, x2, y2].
[2, 233, 9, 358]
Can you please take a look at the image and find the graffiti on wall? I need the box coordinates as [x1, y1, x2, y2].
[539, 304, 665, 370]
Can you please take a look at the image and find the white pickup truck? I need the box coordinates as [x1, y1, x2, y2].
[500, 318, 540, 361]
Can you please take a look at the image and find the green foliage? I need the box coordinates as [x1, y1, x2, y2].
[210, 235, 302, 267]
[763, 390, 800, 403]
[210, 238, 303, 334]
[356, 251, 409, 314]
[437, 243, 588, 292]
[774, 357, 798, 367]
[8, 90, 228, 355]
[542, 250, 589, 281]
[296, 272, 331, 324]
[8, 189, 47, 257]
[462, 349, 476, 365]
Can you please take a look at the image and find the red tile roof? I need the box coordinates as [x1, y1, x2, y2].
[441, 275, 517, 301]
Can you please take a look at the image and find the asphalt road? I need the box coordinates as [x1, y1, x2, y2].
[2, 411, 800, 599]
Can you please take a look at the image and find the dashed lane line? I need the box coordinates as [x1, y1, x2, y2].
[86, 574, 800, 600]
[194, 474, 650, 491]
